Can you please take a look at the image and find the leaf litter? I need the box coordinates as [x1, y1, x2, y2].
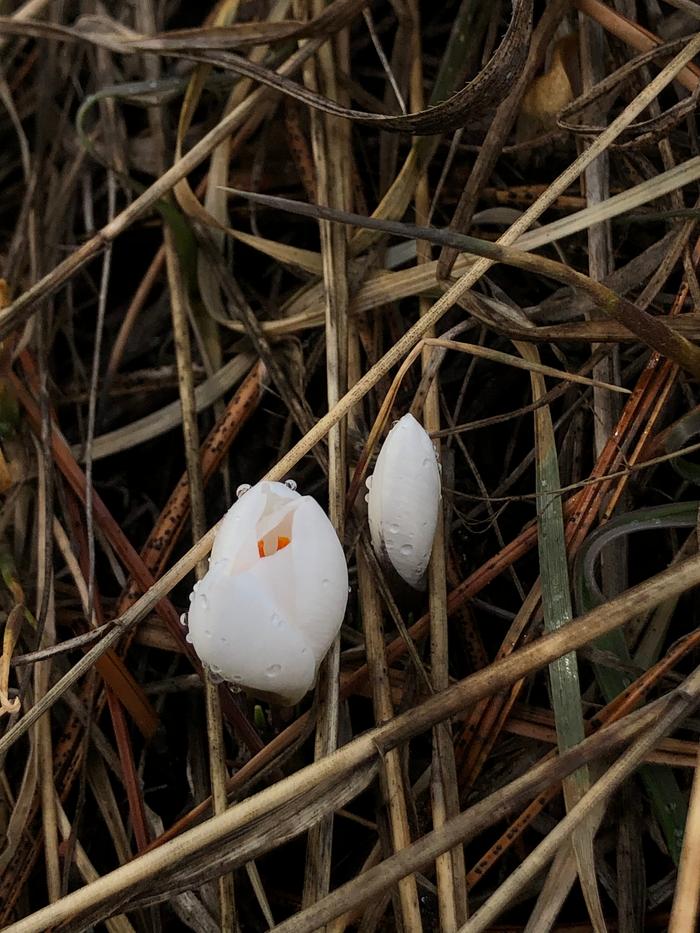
[2, 1, 700, 931]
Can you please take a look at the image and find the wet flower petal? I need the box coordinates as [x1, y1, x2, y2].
[366, 414, 441, 589]
[188, 481, 348, 703]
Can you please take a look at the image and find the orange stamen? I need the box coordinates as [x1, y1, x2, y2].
[257, 535, 291, 558]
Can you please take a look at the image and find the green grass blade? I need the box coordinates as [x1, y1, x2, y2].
[523, 342, 607, 932]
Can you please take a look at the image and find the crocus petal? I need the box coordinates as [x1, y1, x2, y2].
[210, 481, 270, 572]
[188, 479, 348, 704]
[366, 413, 441, 588]
[290, 497, 349, 661]
[211, 480, 300, 573]
[188, 564, 316, 705]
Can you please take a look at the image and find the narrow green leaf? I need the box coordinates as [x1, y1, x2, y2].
[522, 341, 606, 933]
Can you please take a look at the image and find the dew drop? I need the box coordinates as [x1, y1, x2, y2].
[322, 578, 330, 588]
[236, 483, 251, 499]
[188, 592, 194, 604]
[208, 666, 224, 684]
[400, 543, 414, 556]
[284, 478, 297, 491]
[389, 523, 400, 534]
[200, 593, 209, 610]
[266, 663, 282, 678]
[270, 613, 283, 628]
[204, 629, 211, 638]
[232, 674, 243, 683]
[185, 632, 193, 644]
[365, 475, 373, 489]
[179, 612, 187, 627]
[422, 457, 432, 468]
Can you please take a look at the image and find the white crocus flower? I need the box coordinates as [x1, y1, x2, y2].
[366, 414, 441, 589]
[186, 480, 348, 705]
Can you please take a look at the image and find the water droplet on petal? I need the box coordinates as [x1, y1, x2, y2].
[200, 593, 208, 610]
[232, 674, 243, 683]
[400, 544, 414, 556]
[271, 613, 282, 628]
[422, 458, 431, 468]
[284, 479, 297, 491]
[365, 475, 373, 489]
[389, 523, 399, 534]
[266, 663, 282, 677]
[185, 632, 193, 644]
[179, 613, 187, 627]
[204, 629, 211, 638]
[236, 483, 251, 498]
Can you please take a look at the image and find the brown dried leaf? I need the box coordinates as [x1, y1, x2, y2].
[517, 34, 579, 142]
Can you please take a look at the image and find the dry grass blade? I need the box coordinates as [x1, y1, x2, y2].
[139, 0, 366, 50]
[668, 741, 700, 932]
[123, 0, 534, 134]
[575, 0, 700, 92]
[164, 221, 236, 926]
[54, 796, 136, 933]
[82, 354, 254, 461]
[424, 338, 629, 393]
[297, 0, 350, 911]
[12, 364, 159, 737]
[411, 7, 467, 924]
[357, 548, 422, 930]
[225, 189, 700, 377]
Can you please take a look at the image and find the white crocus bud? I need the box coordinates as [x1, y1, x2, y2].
[366, 413, 441, 589]
[186, 480, 348, 705]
